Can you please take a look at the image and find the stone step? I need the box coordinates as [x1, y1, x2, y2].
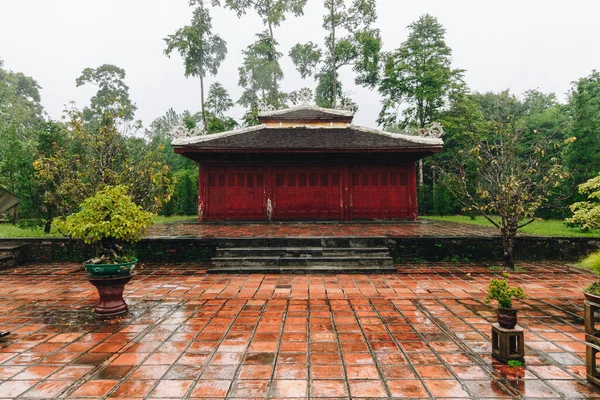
[208, 265, 397, 274]
[214, 237, 391, 249]
[211, 256, 394, 268]
[215, 247, 391, 258]
[0, 244, 25, 267]
[0, 254, 14, 267]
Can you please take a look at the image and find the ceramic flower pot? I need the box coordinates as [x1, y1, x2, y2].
[584, 291, 600, 304]
[497, 308, 518, 329]
[84, 259, 137, 278]
[88, 274, 134, 318]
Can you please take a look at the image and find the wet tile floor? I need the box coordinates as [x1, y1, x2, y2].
[146, 221, 501, 238]
[0, 262, 599, 398]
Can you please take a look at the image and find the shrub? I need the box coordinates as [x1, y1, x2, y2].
[483, 273, 525, 309]
[55, 185, 154, 263]
[566, 174, 600, 231]
[580, 251, 600, 295]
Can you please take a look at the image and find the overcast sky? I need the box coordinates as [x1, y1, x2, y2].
[1, 0, 598, 129]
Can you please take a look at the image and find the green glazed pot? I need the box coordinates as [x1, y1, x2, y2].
[84, 259, 137, 278]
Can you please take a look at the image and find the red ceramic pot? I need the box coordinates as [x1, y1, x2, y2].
[88, 274, 134, 318]
[497, 308, 518, 329]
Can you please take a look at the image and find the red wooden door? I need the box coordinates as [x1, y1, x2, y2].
[274, 166, 342, 220]
[350, 166, 411, 219]
[206, 167, 265, 220]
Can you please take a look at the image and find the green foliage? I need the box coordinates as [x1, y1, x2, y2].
[565, 71, 600, 185]
[566, 173, 600, 232]
[378, 14, 464, 129]
[226, 0, 308, 113]
[483, 273, 525, 309]
[290, 0, 381, 108]
[424, 215, 600, 237]
[238, 31, 286, 112]
[433, 184, 454, 216]
[34, 107, 173, 217]
[55, 186, 154, 262]
[76, 64, 137, 122]
[0, 60, 46, 220]
[164, 3, 227, 131]
[436, 118, 570, 268]
[417, 184, 433, 215]
[579, 251, 600, 275]
[507, 360, 523, 367]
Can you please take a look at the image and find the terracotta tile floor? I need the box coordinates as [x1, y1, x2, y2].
[147, 220, 502, 238]
[1, 262, 600, 398]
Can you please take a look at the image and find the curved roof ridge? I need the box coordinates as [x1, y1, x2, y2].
[348, 125, 444, 146]
[258, 103, 354, 118]
[172, 124, 267, 146]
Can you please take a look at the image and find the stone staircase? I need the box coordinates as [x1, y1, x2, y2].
[0, 244, 26, 268]
[209, 238, 395, 273]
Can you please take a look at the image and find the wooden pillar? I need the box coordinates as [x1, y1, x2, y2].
[410, 162, 418, 221]
[198, 164, 207, 222]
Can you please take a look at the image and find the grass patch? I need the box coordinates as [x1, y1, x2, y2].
[0, 215, 196, 238]
[153, 215, 196, 225]
[0, 224, 63, 238]
[422, 215, 600, 238]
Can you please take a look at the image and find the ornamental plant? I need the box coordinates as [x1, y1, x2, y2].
[566, 174, 600, 232]
[579, 251, 600, 295]
[483, 273, 525, 309]
[55, 185, 154, 264]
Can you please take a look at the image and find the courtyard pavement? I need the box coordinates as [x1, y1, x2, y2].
[147, 220, 501, 238]
[0, 262, 599, 399]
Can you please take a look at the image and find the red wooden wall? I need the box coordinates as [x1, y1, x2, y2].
[198, 162, 417, 221]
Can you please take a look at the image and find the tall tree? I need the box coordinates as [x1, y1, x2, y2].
[164, 1, 227, 131]
[378, 14, 464, 184]
[289, 0, 381, 108]
[565, 71, 600, 185]
[205, 82, 238, 133]
[0, 59, 46, 220]
[238, 31, 286, 122]
[225, 0, 307, 109]
[436, 118, 570, 270]
[76, 64, 137, 123]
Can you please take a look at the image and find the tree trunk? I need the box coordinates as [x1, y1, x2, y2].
[268, 21, 278, 106]
[330, 3, 337, 109]
[44, 218, 52, 234]
[10, 208, 17, 225]
[418, 160, 424, 186]
[200, 74, 207, 133]
[501, 229, 516, 271]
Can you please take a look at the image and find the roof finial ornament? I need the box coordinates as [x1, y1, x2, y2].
[171, 125, 206, 139]
[421, 122, 445, 138]
[257, 100, 275, 113]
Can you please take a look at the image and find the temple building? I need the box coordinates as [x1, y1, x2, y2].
[172, 104, 442, 221]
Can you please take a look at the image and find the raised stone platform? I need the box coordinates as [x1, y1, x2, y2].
[1, 221, 599, 268]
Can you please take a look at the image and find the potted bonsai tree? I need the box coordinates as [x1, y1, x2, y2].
[484, 273, 525, 329]
[55, 185, 154, 317]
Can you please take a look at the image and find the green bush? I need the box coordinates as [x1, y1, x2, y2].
[418, 184, 434, 215]
[566, 174, 600, 231]
[55, 185, 154, 263]
[483, 273, 525, 308]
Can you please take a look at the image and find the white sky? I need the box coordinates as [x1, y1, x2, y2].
[1, 0, 598, 129]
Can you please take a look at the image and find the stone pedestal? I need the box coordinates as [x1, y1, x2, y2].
[491, 323, 524, 364]
[88, 274, 133, 318]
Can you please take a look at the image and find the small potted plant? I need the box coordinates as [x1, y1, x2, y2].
[484, 272, 525, 329]
[55, 185, 154, 317]
[580, 251, 600, 302]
